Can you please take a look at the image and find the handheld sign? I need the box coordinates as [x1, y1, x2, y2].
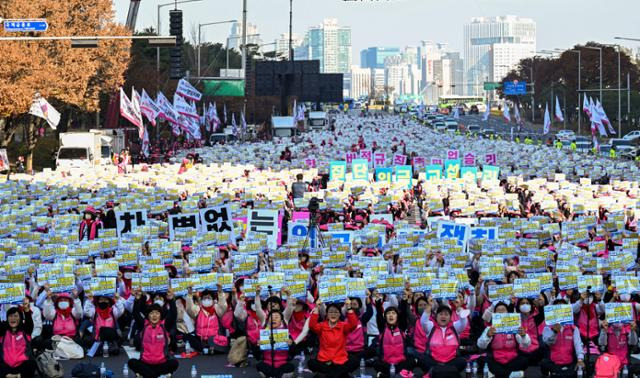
[259, 329, 289, 351]
[605, 303, 634, 325]
[544, 305, 574, 326]
[492, 313, 521, 334]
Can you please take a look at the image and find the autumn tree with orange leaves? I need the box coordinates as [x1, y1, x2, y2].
[0, 0, 130, 171]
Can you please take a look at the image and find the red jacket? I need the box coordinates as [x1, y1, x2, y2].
[309, 310, 358, 365]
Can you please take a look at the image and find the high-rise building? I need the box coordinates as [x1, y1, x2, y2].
[360, 47, 401, 69]
[299, 19, 351, 73]
[463, 15, 536, 95]
[346, 66, 371, 99]
[274, 32, 303, 59]
[227, 22, 261, 50]
[370, 68, 385, 100]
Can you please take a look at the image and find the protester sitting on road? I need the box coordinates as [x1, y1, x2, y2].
[0, 303, 37, 378]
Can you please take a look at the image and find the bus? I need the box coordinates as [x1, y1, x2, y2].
[438, 95, 486, 113]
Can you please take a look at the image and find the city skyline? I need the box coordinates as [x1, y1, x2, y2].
[115, 0, 640, 64]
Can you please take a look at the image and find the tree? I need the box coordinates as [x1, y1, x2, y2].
[0, 0, 130, 171]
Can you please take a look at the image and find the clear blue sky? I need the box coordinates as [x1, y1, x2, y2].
[115, 0, 640, 64]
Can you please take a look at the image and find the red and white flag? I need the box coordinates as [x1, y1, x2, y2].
[140, 89, 161, 126]
[596, 100, 615, 134]
[582, 94, 590, 117]
[131, 87, 144, 138]
[502, 103, 511, 122]
[590, 99, 607, 137]
[119, 88, 142, 128]
[176, 78, 202, 101]
[156, 91, 178, 124]
[174, 94, 199, 120]
[29, 94, 60, 130]
[554, 96, 564, 122]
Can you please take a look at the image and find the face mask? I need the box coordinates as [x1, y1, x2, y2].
[202, 299, 214, 308]
[58, 301, 70, 310]
[621, 294, 631, 302]
[124, 272, 133, 280]
[84, 214, 92, 220]
[585, 297, 593, 305]
[154, 300, 164, 307]
[98, 302, 110, 310]
[520, 304, 531, 313]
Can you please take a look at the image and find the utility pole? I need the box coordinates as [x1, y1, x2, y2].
[241, 0, 247, 78]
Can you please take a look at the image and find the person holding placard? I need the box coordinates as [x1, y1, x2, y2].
[282, 289, 312, 356]
[256, 310, 295, 378]
[573, 290, 604, 343]
[128, 290, 179, 378]
[477, 302, 531, 378]
[0, 302, 36, 378]
[344, 296, 374, 360]
[516, 297, 546, 366]
[418, 304, 469, 375]
[598, 310, 639, 374]
[373, 303, 413, 378]
[82, 293, 125, 356]
[308, 300, 359, 378]
[78, 206, 102, 241]
[43, 289, 83, 342]
[541, 299, 585, 377]
[184, 286, 229, 354]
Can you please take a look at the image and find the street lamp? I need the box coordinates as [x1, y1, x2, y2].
[580, 46, 603, 102]
[156, 0, 203, 81]
[226, 33, 259, 74]
[603, 43, 622, 136]
[197, 19, 236, 77]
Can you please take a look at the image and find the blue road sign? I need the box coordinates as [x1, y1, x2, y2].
[503, 81, 527, 95]
[3, 19, 48, 32]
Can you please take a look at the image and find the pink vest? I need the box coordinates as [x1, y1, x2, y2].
[53, 314, 76, 337]
[491, 334, 519, 364]
[607, 326, 630, 365]
[288, 312, 307, 341]
[94, 313, 116, 340]
[196, 309, 220, 339]
[221, 308, 235, 335]
[450, 309, 471, 339]
[412, 318, 427, 354]
[263, 326, 289, 368]
[428, 325, 459, 363]
[246, 316, 260, 345]
[141, 321, 169, 365]
[520, 314, 539, 353]
[346, 323, 365, 353]
[381, 327, 405, 364]
[577, 303, 599, 339]
[1, 330, 29, 368]
[550, 325, 575, 365]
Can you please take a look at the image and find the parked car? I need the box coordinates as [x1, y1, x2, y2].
[433, 122, 446, 132]
[481, 128, 496, 138]
[610, 138, 637, 155]
[556, 130, 576, 142]
[469, 105, 479, 114]
[623, 131, 640, 140]
[574, 136, 592, 152]
[445, 121, 459, 132]
[467, 125, 481, 134]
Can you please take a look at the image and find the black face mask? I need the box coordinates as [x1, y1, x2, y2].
[98, 302, 110, 310]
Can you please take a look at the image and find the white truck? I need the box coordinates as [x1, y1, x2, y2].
[307, 111, 327, 131]
[56, 131, 104, 171]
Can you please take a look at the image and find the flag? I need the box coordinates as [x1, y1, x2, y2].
[297, 105, 305, 122]
[241, 111, 247, 135]
[119, 88, 142, 128]
[452, 107, 460, 119]
[582, 94, 590, 116]
[131, 88, 144, 139]
[156, 91, 178, 124]
[141, 125, 149, 157]
[173, 94, 199, 120]
[592, 134, 599, 152]
[223, 103, 227, 124]
[543, 102, 551, 135]
[231, 113, 238, 137]
[514, 104, 521, 124]
[596, 100, 615, 134]
[176, 78, 202, 101]
[29, 94, 60, 130]
[483, 101, 491, 121]
[590, 100, 607, 137]
[292, 99, 298, 127]
[210, 102, 221, 132]
[201, 102, 207, 130]
[140, 89, 160, 126]
[502, 103, 511, 122]
[589, 97, 596, 118]
[555, 96, 564, 122]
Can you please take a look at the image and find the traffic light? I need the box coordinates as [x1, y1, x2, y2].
[169, 10, 183, 80]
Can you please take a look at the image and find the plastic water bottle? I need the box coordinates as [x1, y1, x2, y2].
[185, 340, 192, 354]
[390, 364, 396, 377]
[190, 365, 197, 378]
[360, 358, 366, 377]
[576, 366, 583, 378]
[483, 364, 489, 378]
[122, 363, 129, 377]
[622, 365, 629, 378]
[466, 361, 472, 377]
[102, 342, 109, 358]
[472, 361, 478, 378]
[99, 362, 106, 378]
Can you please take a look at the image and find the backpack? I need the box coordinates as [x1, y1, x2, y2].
[595, 353, 622, 378]
[36, 350, 65, 378]
[71, 363, 101, 378]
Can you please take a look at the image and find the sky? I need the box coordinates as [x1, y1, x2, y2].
[114, 0, 640, 65]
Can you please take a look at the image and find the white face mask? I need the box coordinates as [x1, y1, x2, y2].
[58, 301, 70, 310]
[124, 272, 133, 280]
[154, 300, 164, 307]
[520, 304, 531, 313]
[621, 294, 631, 302]
[202, 299, 214, 307]
[585, 297, 593, 305]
